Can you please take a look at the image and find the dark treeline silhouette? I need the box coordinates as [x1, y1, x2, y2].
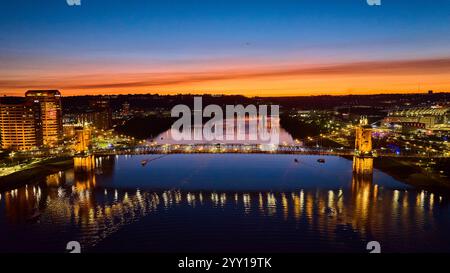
[62, 92, 450, 114]
[279, 113, 321, 140]
[115, 115, 175, 140]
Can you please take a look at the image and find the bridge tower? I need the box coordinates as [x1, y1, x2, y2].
[354, 117, 372, 157]
[74, 125, 92, 154]
[353, 117, 374, 178]
[73, 125, 95, 173]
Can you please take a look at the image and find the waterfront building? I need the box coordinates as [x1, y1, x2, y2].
[0, 97, 42, 150]
[25, 90, 63, 147]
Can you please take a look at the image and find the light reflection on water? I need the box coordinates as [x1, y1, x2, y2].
[153, 117, 295, 145]
[0, 154, 450, 252]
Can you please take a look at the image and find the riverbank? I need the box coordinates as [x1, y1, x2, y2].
[0, 157, 73, 191]
[372, 157, 450, 193]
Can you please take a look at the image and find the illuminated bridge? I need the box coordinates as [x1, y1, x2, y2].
[92, 117, 447, 158]
[93, 143, 447, 158]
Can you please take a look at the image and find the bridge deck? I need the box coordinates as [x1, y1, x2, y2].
[94, 144, 448, 158]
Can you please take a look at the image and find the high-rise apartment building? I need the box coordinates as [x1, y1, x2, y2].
[25, 90, 63, 147]
[0, 97, 42, 150]
[88, 98, 112, 130]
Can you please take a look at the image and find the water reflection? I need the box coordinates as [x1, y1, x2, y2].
[0, 155, 449, 252]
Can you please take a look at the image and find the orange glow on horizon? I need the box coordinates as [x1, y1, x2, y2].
[2, 57, 450, 97]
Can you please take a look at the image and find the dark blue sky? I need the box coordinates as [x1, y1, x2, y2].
[1, 0, 450, 96]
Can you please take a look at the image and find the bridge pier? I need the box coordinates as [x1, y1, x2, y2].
[352, 156, 373, 176]
[74, 154, 95, 173]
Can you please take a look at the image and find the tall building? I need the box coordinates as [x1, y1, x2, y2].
[0, 97, 42, 151]
[25, 90, 63, 147]
[87, 98, 112, 129]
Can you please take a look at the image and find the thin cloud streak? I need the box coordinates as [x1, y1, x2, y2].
[1, 57, 450, 91]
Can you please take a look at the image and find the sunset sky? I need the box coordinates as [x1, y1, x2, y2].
[1, 0, 450, 96]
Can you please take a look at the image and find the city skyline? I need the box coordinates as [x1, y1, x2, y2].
[1, 0, 450, 96]
[3, 0, 450, 258]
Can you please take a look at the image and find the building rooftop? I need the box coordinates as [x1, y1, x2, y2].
[25, 90, 61, 97]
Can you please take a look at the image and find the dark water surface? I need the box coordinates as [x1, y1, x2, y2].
[1, 154, 449, 252]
